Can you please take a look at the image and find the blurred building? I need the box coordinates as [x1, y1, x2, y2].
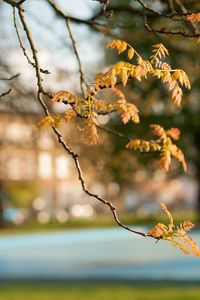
[0, 111, 198, 225]
[0, 112, 97, 223]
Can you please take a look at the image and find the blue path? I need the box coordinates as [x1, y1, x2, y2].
[0, 227, 200, 281]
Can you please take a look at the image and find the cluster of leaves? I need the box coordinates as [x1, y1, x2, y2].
[105, 40, 190, 105]
[39, 114, 62, 128]
[148, 203, 200, 257]
[37, 40, 200, 256]
[39, 40, 189, 172]
[126, 124, 187, 173]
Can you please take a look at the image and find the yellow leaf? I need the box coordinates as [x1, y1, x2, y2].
[152, 43, 169, 58]
[148, 223, 167, 238]
[64, 109, 76, 122]
[150, 124, 166, 139]
[39, 116, 54, 129]
[186, 13, 200, 23]
[159, 150, 171, 173]
[52, 91, 76, 104]
[81, 118, 99, 145]
[166, 128, 180, 140]
[160, 202, 174, 231]
[53, 114, 62, 128]
[127, 48, 134, 60]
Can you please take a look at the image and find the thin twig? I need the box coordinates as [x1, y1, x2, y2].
[0, 89, 12, 98]
[46, 0, 106, 32]
[66, 18, 88, 97]
[0, 73, 20, 81]
[143, 9, 200, 38]
[97, 125, 130, 141]
[168, 0, 176, 14]
[174, 0, 198, 34]
[44, 0, 200, 39]
[2, 0, 26, 7]
[13, 8, 50, 75]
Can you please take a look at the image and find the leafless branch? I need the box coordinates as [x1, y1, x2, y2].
[0, 73, 20, 81]
[66, 18, 88, 97]
[13, 8, 50, 75]
[46, 0, 105, 32]
[143, 9, 200, 38]
[2, 0, 26, 7]
[0, 89, 12, 98]
[97, 125, 130, 141]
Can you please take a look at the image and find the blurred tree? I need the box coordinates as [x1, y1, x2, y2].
[100, 0, 200, 217]
[1, 0, 200, 255]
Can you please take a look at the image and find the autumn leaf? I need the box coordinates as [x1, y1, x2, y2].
[64, 109, 76, 122]
[186, 13, 200, 23]
[39, 116, 54, 129]
[39, 114, 62, 129]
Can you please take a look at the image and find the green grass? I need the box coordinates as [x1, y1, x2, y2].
[0, 211, 197, 235]
[0, 284, 200, 300]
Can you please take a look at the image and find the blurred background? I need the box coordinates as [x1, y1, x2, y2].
[0, 0, 200, 299]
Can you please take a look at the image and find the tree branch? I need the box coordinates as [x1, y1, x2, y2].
[66, 18, 88, 97]
[12, 3, 147, 238]
[0, 89, 12, 98]
[13, 8, 50, 74]
[46, 0, 104, 32]
[143, 9, 200, 38]
[0, 73, 20, 81]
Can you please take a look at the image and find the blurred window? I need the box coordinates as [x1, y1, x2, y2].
[7, 157, 23, 180]
[38, 152, 52, 179]
[25, 154, 36, 179]
[55, 155, 69, 179]
[6, 153, 36, 180]
[37, 131, 54, 150]
[6, 122, 32, 142]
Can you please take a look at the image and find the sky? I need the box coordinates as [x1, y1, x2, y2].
[1, 0, 105, 95]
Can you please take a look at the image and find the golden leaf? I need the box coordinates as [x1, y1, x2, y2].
[126, 139, 161, 153]
[64, 109, 76, 122]
[179, 244, 190, 255]
[127, 48, 134, 60]
[121, 68, 128, 87]
[161, 202, 174, 231]
[106, 39, 127, 54]
[110, 69, 117, 87]
[148, 223, 167, 238]
[81, 118, 99, 145]
[152, 43, 169, 58]
[170, 144, 187, 172]
[117, 101, 139, 124]
[39, 116, 54, 129]
[182, 221, 195, 232]
[121, 112, 131, 124]
[186, 13, 200, 23]
[118, 41, 127, 54]
[39, 115, 62, 129]
[150, 124, 166, 139]
[166, 128, 180, 140]
[159, 150, 171, 173]
[126, 139, 141, 150]
[184, 236, 200, 257]
[53, 114, 62, 128]
[171, 84, 183, 106]
[52, 91, 77, 104]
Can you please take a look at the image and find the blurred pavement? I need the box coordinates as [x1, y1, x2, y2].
[0, 227, 200, 282]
